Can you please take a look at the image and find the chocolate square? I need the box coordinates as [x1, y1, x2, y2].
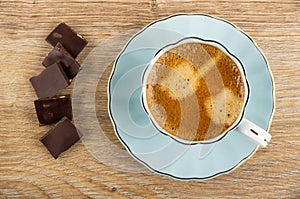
[46, 23, 88, 58]
[34, 95, 72, 125]
[42, 42, 81, 79]
[30, 62, 70, 99]
[40, 117, 82, 159]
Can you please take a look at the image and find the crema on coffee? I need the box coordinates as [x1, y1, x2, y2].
[145, 42, 245, 142]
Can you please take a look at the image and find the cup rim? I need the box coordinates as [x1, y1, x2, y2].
[141, 36, 250, 145]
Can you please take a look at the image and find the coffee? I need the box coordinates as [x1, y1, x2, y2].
[145, 42, 245, 142]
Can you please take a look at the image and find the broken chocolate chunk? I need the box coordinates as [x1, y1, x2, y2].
[30, 62, 70, 99]
[42, 42, 81, 79]
[46, 23, 88, 58]
[40, 117, 82, 159]
[34, 95, 72, 125]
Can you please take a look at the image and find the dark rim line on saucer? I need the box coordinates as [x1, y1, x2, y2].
[140, 36, 250, 146]
[107, 13, 275, 180]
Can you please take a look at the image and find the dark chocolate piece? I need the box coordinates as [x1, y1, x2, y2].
[30, 63, 70, 99]
[46, 23, 88, 58]
[34, 95, 72, 125]
[42, 42, 81, 79]
[40, 117, 82, 159]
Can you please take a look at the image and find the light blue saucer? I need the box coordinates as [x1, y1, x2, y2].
[108, 14, 275, 179]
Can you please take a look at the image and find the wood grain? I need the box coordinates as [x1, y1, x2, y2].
[0, 0, 299, 198]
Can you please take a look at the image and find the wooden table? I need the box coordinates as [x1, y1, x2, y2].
[0, 0, 299, 198]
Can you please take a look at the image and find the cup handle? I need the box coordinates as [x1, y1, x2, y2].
[236, 118, 271, 147]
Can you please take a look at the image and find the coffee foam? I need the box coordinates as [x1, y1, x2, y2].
[146, 42, 245, 141]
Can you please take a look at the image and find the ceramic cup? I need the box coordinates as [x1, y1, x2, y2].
[142, 37, 271, 147]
